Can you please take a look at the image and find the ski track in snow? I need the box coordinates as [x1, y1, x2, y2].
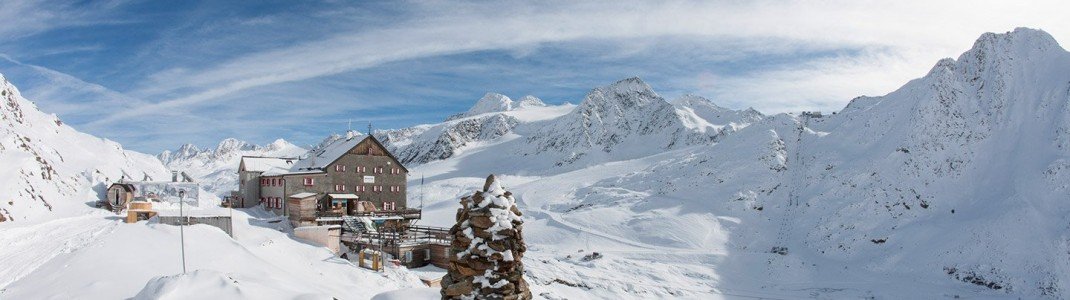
[0, 215, 118, 289]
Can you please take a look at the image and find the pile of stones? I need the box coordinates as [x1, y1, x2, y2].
[441, 175, 531, 299]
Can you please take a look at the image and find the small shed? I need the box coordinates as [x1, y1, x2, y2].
[288, 192, 319, 227]
[105, 183, 136, 213]
[293, 225, 342, 253]
[125, 200, 157, 223]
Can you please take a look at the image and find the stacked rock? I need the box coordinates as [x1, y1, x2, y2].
[441, 175, 531, 299]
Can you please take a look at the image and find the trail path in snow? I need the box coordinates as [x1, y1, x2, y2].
[0, 214, 119, 289]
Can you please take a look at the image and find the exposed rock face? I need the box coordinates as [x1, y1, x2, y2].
[441, 175, 530, 300]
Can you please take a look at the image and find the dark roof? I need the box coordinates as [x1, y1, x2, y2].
[292, 134, 408, 174]
[110, 183, 136, 193]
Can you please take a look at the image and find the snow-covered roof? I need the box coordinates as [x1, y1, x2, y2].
[328, 193, 359, 199]
[240, 156, 297, 174]
[289, 136, 365, 172]
[289, 192, 317, 199]
[288, 135, 408, 173]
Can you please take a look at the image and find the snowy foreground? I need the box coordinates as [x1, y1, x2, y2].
[0, 206, 426, 299]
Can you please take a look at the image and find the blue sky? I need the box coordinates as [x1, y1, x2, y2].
[0, 0, 1067, 153]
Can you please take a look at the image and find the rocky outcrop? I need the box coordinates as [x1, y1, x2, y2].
[441, 175, 530, 299]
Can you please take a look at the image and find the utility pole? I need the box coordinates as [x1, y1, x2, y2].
[178, 189, 187, 274]
[229, 199, 234, 238]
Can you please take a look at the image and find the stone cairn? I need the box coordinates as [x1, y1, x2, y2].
[441, 175, 531, 299]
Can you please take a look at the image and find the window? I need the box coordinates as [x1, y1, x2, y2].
[373, 185, 382, 192]
[303, 177, 314, 186]
[356, 166, 365, 173]
[404, 251, 412, 263]
[374, 167, 383, 174]
[358, 185, 365, 192]
[383, 201, 395, 210]
[335, 165, 346, 172]
[335, 184, 346, 192]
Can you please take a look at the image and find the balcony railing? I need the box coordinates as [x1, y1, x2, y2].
[316, 208, 422, 220]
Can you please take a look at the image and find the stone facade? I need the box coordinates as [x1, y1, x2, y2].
[442, 175, 531, 299]
[240, 136, 408, 216]
[236, 170, 262, 208]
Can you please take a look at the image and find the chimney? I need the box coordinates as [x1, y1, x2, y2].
[171, 171, 178, 182]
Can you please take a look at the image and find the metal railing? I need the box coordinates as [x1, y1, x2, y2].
[316, 208, 422, 219]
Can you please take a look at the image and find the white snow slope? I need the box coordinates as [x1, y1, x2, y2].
[398, 28, 1070, 299]
[158, 138, 306, 196]
[0, 74, 170, 224]
[3, 27, 1069, 300]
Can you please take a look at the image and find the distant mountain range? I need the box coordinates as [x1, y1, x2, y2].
[3, 27, 1069, 298]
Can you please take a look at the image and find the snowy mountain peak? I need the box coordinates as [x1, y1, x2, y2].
[603, 76, 654, 96]
[157, 138, 307, 196]
[214, 138, 255, 154]
[515, 95, 546, 109]
[578, 76, 662, 114]
[671, 94, 727, 111]
[266, 138, 297, 151]
[467, 93, 513, 115]
[971, 27, 1062, 56]
[447, 93, 552, 121]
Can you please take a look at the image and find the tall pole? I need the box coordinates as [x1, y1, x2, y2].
[179, 190, 187, 274]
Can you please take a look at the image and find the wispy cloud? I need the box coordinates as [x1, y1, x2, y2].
[1, 0, 1068, 152]
[99, 1, 1070, 125]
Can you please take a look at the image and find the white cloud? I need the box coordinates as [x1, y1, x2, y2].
[4, 0, 1069, 151]
[90, 0, 1069, 126]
